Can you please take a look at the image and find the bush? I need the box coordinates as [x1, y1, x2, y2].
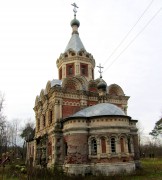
[2, 158, 162, 180]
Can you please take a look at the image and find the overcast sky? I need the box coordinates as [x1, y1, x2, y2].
[0, 0, 162, 135]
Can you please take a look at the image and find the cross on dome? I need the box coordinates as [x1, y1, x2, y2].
[97, 64, 104, 78]
[71, 3, 79, 16]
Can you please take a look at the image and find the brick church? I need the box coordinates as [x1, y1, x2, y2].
[26, 4, 139, 176]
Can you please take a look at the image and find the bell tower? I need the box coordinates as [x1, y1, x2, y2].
[56, 3, 95, 82]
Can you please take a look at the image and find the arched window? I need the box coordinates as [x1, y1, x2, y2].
[101, 137, 106, 153]
[111, 137, 116, 153]
[120, 137, 125, 153]
[91, 139, 97, 155]
[66, 63, 74, 76]
[80, 63, 88, 76]
[128, 137, 131, 153]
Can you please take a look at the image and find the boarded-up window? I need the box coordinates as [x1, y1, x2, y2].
[101, 137, 106, 153]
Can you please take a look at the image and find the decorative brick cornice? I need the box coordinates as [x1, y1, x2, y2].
[56, 55, 95, 68]
[106, 94, 130, 100]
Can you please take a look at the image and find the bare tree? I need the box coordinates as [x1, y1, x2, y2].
[4, 119, 20, 158]
[0, 92, 7, 155]
[0, 93, 23, 160]
[140, 136, 162, 158]
[7, 119, 19, 146]
[0, 92, 5, 126]
[137, 121, 144, 156]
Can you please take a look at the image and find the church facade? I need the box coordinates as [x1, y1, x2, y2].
[26, 8, 139, 176]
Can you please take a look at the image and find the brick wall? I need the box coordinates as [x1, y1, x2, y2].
[89, 87, 97, 92]
[63, 98, 79, 103]
[113, 103, 122, 108]
[87, 101, 97, 106]
[64, 134, 88, 164]
[62, 105, 80, 118]
[64, 83, 76, 90]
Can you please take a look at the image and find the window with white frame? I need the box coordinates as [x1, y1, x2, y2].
[91, 139, 97, 155]
[111, 137, 116, 153]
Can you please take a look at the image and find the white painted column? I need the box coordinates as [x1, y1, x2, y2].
[125, 138, 129, 155]
[97, 139, 100, 159]
[116, 137, 121, 158]
[88, 64, 91, 81]
[75, 63, 80, 75]
[54, 99, 60, 121]
[106, 139, 111, 158]
[62, 65, 66, 79]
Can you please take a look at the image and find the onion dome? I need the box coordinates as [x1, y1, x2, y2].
[64, 15, 86, 53]
[71, 17, 80, 27]
[97, 78, 107, 91]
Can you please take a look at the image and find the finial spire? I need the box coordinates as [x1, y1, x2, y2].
[97, 64, 104, 78]
[71, 3, 79, 17]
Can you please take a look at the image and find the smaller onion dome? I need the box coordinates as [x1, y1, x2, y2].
[70, 17, 80, 27]
[97, 79, 107, 91]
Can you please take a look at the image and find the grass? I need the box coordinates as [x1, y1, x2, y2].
[1, 158, 162, 180]
[125, 158, 162, 180]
